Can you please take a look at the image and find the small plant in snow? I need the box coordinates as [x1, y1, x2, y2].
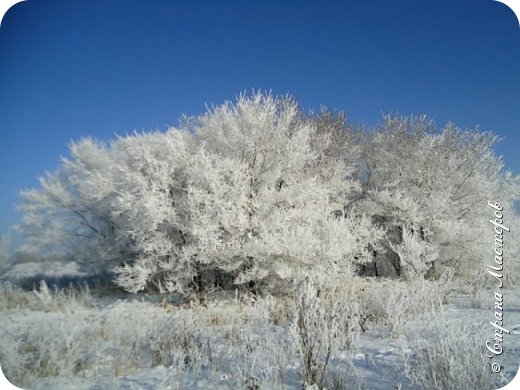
[32, 280, 92, 312]
[291, 279, 358, 389]
[466, 270, 490, 309]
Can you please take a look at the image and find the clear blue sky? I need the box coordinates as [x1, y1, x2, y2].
[1, 0, 519, 237]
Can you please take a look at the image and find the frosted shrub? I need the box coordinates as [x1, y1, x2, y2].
[291, 279, 358, 389]
[149, 311, 215, 370]
[357, 278, 449, 337]
[0, 310, 102, 386]
[0, 299, 173, 387]
[388, 226, 438, 279]
[0, 281, 30, 310]
[402, 313, 507, 390]
[175, 93, 375, 295]
[32, 280, 92, 312]
[463, 270, 492, 308]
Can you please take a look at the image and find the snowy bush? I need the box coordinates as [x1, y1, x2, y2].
[0, 293, 100, 385]
[291, 279, 359, 389]
[32, 280, 92, 312]
[0, 295, 177, 387]
[0, 281, 30, 310]
[387, 226, 438, 279]
[150, 312, 216, 370]
[402, 312, 507, 390]
[1, 285, 302, 389]
[356, 278, 451, 338]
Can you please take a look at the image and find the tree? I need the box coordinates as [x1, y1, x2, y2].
[19, 93, 382, 294]
[183, 93, 382, 293]
[18, 138, 131, 271]
[355, 115, 520, 278]
[17, 94, 520, 293]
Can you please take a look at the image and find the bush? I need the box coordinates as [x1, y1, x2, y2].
[291, 279, 359, 389]
[32, 280, 92, 312]
[402, 312, 507, 390]
[355, 277, 452, 337]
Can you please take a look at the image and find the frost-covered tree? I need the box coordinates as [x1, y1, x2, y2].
[100, 129, 198, 292]
[17, 94, 520, 292]
[18, 139, 132, 270]
[356, 115, 520, 278]
[181, 94, 382, 293]
[19, 93, 382, 294]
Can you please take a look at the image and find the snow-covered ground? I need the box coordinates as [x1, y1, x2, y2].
[0, 269, 518, 390]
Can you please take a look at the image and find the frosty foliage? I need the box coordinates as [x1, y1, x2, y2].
[354, 278, 450, 338]
[2, 276, 519, 389]
[0, 283, 297, 389]
[355, 115, 520, 279]
[402, 310, 508, 390]
[17, 92, 520, 293]
[388, 226, 438, 279]
[291, 279, 359, 388]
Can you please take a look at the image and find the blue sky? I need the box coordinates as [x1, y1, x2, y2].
[1, 0, 519, 236]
